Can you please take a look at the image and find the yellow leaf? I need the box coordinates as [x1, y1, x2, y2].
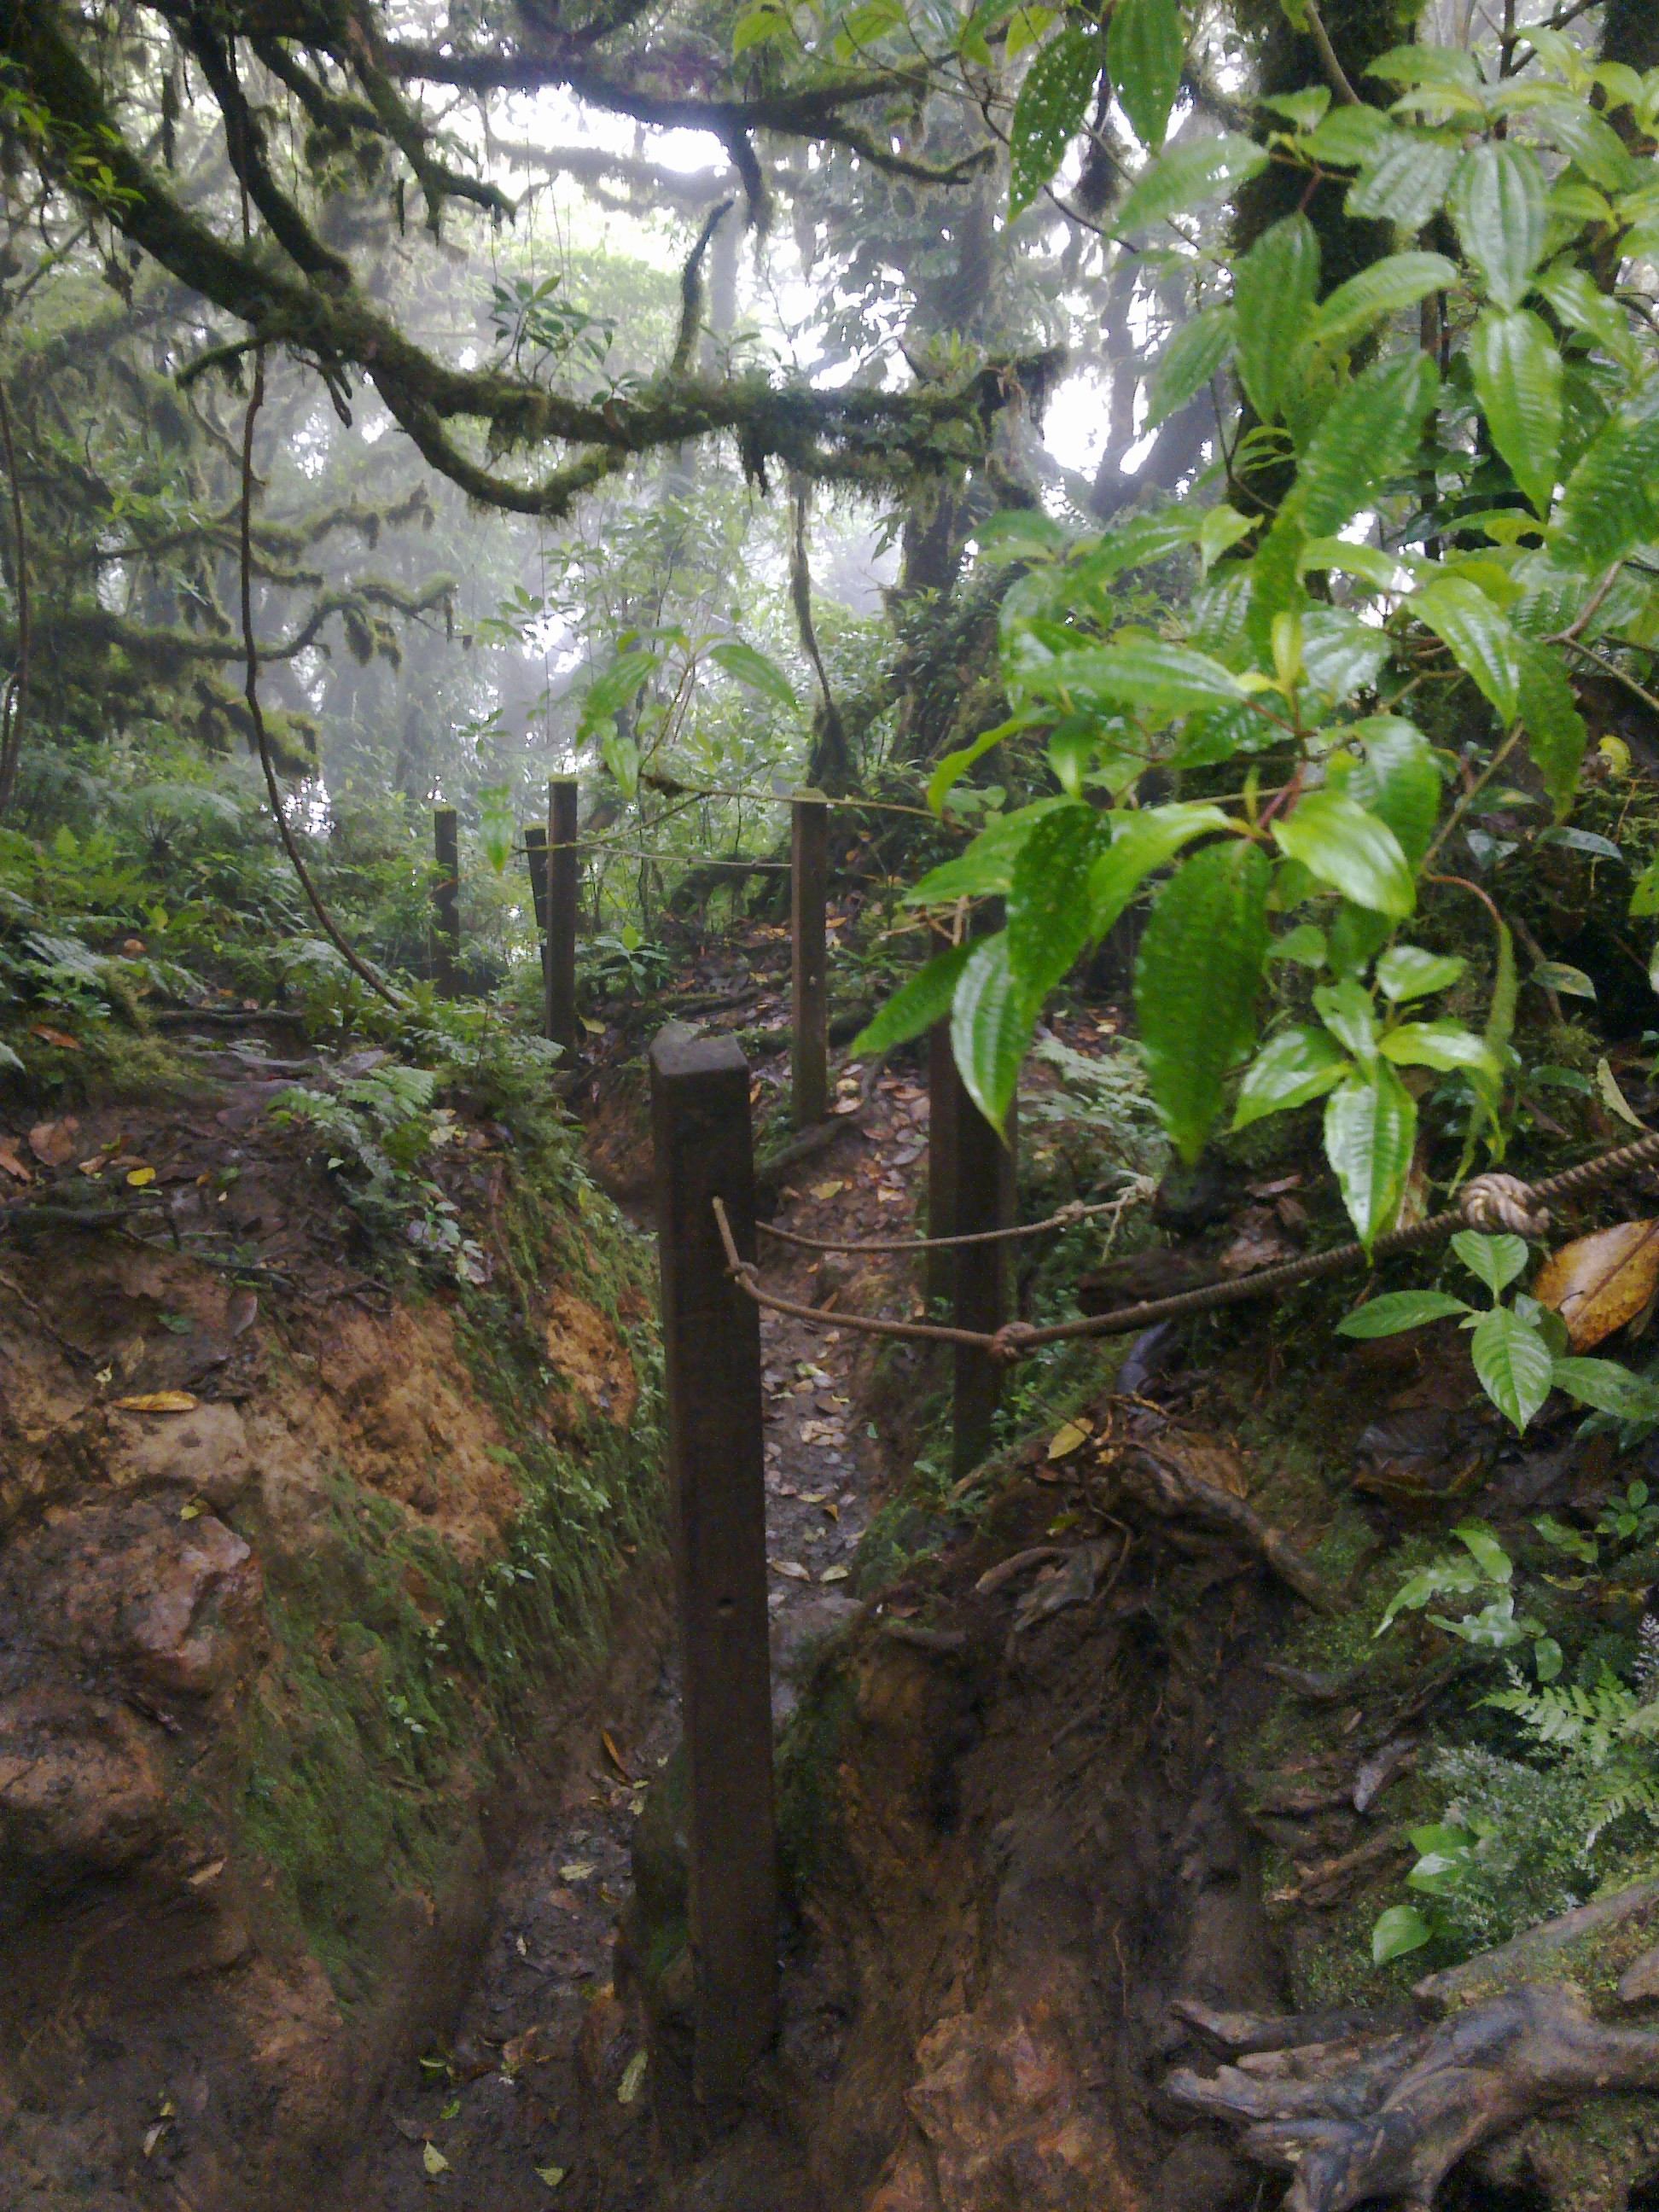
[179, 1501, 203, 1521]
[535, 2169, 567, 2191]
[1534, 1220, 1659, 1350]
[770, 1558, 812, 1580]
[1597, 1058, 1646, 1130]
[112, 1391, 198, 1414]
[819, 1564, 850, 1583]
[581, 1017, 607, 1035]
[125, 1166, 156, 1187]
[1599, 735, 1632, 776]
[422, 2140, 450, 2177]
[1046, 1417, 1093, 1461]
[616, 2049, 648, 2104]
[809, 1179, 845, 1202]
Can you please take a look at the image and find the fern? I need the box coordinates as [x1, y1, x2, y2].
[1483, 1644, 1659, 1851]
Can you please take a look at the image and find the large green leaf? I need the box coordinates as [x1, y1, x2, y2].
[709, 637, 800, 713]
[1135, 839, 1271, 1161]
[1324, 1062, 1416, 1247]
[1145, 306, 1236, 428]
[1449, 141, 1547, 311]
[1551, 403, 1659, 572]
[1470, 1305, 1554, 1432]
[1468, 308, 1562, 519]
[581, 648, 657, 731]
[1020, 637, 1246, 719]
[1313, 977, 1378, 1063]
[1106, 0, 1183, 152]
[1086, 801, 1231, 937]
[1346, 137, 1458, 230]
[951, 932, 1033, 1130]
[1451, 1228, 1529, 1295]
[1338, 716, 1442, 867]
[1006, 802, 1109, 1004]
[1532, 100, 1639, 195]
[904, 801, 1062, 905]
[1009, 26, 1101, 219]
[1295, 352, 1439, 538]
[1410, 576, 1523, 722]
[1113, 132, 1268, 235]
[1379, 1019, 1500, 1078]
[1298, 608, 1390, 712]
[1376, 945, 1464, 1002]
[1516, 638, 1587, 818]
[1233, 216, 1318, 425]
[1336, 1289, 1473, 1337]
[1232, 1023, 1350, 1131]
[1273, 790, 1415, 917]
[1309, 253, 1457, 352]
[853, 940, 975, 1057]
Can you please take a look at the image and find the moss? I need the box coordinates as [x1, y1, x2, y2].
[776, 1659, 857, 1900]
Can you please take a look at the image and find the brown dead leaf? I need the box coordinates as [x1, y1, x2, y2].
[27, 1118, 76, 1167]
[809, 1179, 845, 1202]
[601, 1730, 632, 1782]
[0, 1138, 32, 1183]
[1046, 1416, 1093, 1461]
[112, 1391, 199, 1414]
[226, 1289, 259, 1337]
[1534, 1220, 1659, 1350]
[28, 1025, 80, 1051]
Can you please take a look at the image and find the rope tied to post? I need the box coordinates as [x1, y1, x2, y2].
[713, 1127, 1659, 1362]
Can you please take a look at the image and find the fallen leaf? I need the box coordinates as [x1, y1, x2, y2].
[187, 1858, 225, 1886]
[422, 2141, 450, 2177]
[536, 2168, 568, 2190]
[1597, 1057, 1647, 1130]
[770, 1558, 811, 1581]
[616, 2049, 648, 2104]
[1534, 1220, 1659, 1349]
[28, 1025, 80, 1051]
[125, 1166, 156, 1188]
[0, 1138, 32, 1182]
[559, 1861, 596, 1883]
[810, 1179, 845, 1202]
[545, 1886, 581, 1913]
[142, 2122, 169, 2158]
[27, 1119, 75, 1167]
[1046, 1417, 1093, 1462]
[823, 1501, 841, 1522]
[77, 1155, 109, 1177]
[601, 1729, 632, 1781]
[226, 1289, 259, 1336]
[581, 1017, 607, 1035]
[112, 1391, 199, 1413]
[818, 1564, 851, 1584]
[179, 1501, 204, 1521]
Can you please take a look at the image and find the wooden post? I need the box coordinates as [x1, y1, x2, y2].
[791, 794, 829, 1127]
[432, 806, 460, 995]
[952, 1080, 1016, 1480]
[524, 824, 550, 996]
[926, 1017, 958, 1310]
[649, 1028, 777, 2101]
[544, 777, 579, 1052]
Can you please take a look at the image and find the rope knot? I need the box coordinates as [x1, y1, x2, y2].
[1459, 1173, 1551, 1238]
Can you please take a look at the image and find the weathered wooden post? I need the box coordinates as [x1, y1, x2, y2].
[951, 1080, 1016, 1478]
[432, 805, 460, 995]
[649, 1027, 777, 2100]
[545, 777, 579, 1052]
[925, 917, 960, 1310]
[791, 793, 829, 1127]
[524, 822, 550, 999]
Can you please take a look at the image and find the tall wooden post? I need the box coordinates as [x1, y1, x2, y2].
[545, 777, 579, 1052]
[649, 1028, 777, 2101]
[951, 1081, 1016, 1479]
[925, 918, 959, 1310]
[791, 794, 829, 1127]
[525, 824, 550, 996]
[432, 806, 460, 995]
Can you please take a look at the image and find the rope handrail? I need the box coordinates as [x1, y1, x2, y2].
[755, 1186, 1149, 1256]
[713, 1129, 1659, 1362]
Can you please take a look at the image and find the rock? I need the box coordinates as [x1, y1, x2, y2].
[0, 1686, 168, 1877]
[107, 1402, 253, 1509]
[1621, 1942, 1659, 2004]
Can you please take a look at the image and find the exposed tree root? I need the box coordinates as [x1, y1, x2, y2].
[1166, 1981, 1659, 2211]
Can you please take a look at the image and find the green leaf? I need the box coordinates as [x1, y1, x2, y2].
[1551, 1355, 1643, 1414]
[1268, 923, 1328, 968]
[1113, 133, 1269, 236]
[1410, 576, 1522, 722]
[1469, 308, 1562, 519]
[1336, 1289, 1474, 1337]
[732, 2, 791, 52]
[1145, 306, 1236, 428]
[1529, 263, 1641, 376]
[1552, 403, 1659, 572]
[1295, 352, 1439, 538]
[1106, 0, 1183, 151]
[1021, 637, 1247, 720]
[1632, 855, 1659, 920]
[1516, 639, 1587, 818]
[1470, 1304, 1554, 1431]
[1340, 717, 1442, 868]
[1379, 1019, 1499, 1077]
[1372, 1904, 1434, 1964]
[905, 803, 1059, 905]
[1324, 1063, 1416, 1248]
[709, 638, 799, 713]
[1346, 137, 1459, 230]
[1298, 609, 1390, 712]
[951, 932, 1032, 1130]
[1530, 958, 1596, 998]
[1007, 803, 1109, 1003]
[1233, 216, 1318, 424]
[1449, 141, 1548, 310]
[853, 940, 975, 1057]
[926, 719, 1020, 815]
[1009, 26, 1101, 219]
[974, 509, 1067, 563]
[479, 783, 515, 875]
[1452, 1229, 1529, 1295]
[1377, 946, 1465, 1002]
[1135, 839, 1272, 1162]
[1310, 253, 1458, 352]
[1232, 1023, 1350, 1130]
[1303, 104, 1393, 167]
[1532, 100, 1639, 195]
[1273, 790, 1415, 917]
[1313, 977, 1379, 1062]
[581, 648, 657, 730]
[1086, 801, 1231, 937]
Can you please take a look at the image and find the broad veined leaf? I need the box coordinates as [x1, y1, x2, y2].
[1531, 99, 1639, 195]
[1007, 803, 1110, 1003]
[1410, 576, 1523, 721]
[973, 509, 1068, 562]
[581, 648, 657, 731]
[1533, 1219, 1659, 1350]
[1551, 403, 1659, 572]
[1086, 801, 1231, 938]
[1516, 638, 1587, 817]
[1470, 1304, 1554, 1431]
[1273, 790, 1415, 917]
[951, 932, 1033, 1129]
[904, 801, 1064, 905]
[479, 783, 515, 875]
[709, 638, 800, 712]
[1009, 26, 1101, 218]
[1309, 253, 1458, 352]
[1113, 132, 1269, 235]
[1551, 1355, 1646, 1413]
[1452, 1229, 1530, 1295]
[1336, 1289, 1474, 1337]
[1019, 637, 1247, 719]
[853, 940, 975, 1057]
[1106, 0, 1183, 152]
[1372, 1905, 1434, 1965]
[1338, 716, 1442, 867]
[1346, 137, 1459, 230]
[1379, 1019, 1499, 1077]
[1530, 959, 1596, 998]
[1469, 308, 1562, 518]
[1529, 262, 1642, 376]
[1377, 946, 1464, 1002]
[1135, 839, 1272, 1161]
[1449, 140, 1548, 310]
[1145, 306, 1236, 428]
[1313, 977, 1379, 1063]
[1324, 1062, 1416, 1247]
[1072, 509, 1202, 585]
[1298, 608, 1390, 711]
[1232, 216, 1318, 424]
[1295, 352, 1439, 538]
[926, 718, 1022, 815]
[1232, 1023, 1350, 1130]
